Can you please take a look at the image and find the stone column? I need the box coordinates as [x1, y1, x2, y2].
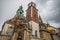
[24, 30, 27, 40]
[11, 32, 18, 40]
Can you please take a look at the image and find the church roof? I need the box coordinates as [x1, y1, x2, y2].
[3, 15, 26, 26]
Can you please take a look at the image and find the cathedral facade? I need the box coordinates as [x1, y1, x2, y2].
[0, 2, 60, 40]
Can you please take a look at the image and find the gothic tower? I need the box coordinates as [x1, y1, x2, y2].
[26, 2, 40, 38]
[26, 2, 39, 23]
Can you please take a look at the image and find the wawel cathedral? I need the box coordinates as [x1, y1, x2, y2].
[0, 2, 60, 40]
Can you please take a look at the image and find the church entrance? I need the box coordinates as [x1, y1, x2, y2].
[17, 32, 23, 40]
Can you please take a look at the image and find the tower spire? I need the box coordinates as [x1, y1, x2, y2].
[39, 15, 43, 23]
[15, 5, 24, 17]
[14, 5, 25, 20]
[46, 21, 49, 27]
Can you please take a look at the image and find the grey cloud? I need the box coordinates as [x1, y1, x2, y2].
[47, 0, 60, 23]
[46, 0, 60, 27]
[35, 0, 60, 27]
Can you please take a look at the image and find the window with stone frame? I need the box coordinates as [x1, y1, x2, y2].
[6, 26, 13, 35]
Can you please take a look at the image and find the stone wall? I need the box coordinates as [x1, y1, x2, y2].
[0, 35, 11, 40]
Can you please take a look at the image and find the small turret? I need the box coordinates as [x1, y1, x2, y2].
[28, 2, 36, 7]
[15, 5, 25, 20]
[16, 5, 24, 16]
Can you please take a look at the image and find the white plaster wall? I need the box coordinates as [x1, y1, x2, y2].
[29, 21, 40, 38]
[2, 23, 14, 35]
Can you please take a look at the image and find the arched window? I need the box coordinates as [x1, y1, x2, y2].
[17, 32, 22, 40]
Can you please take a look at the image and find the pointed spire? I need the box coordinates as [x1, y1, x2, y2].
[46, 21, 50, 27]
[39, 15, 41, 20]
[39, 15, 42, 23]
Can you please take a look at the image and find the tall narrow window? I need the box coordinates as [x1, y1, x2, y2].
[35, 30, 37, 37]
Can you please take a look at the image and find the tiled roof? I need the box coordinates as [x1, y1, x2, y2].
[5, 16, 22, 26]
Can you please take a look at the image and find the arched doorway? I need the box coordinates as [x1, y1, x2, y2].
[17, 32, 23, 40]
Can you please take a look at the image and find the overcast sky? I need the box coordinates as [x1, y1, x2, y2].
[0, 0, 60, 30]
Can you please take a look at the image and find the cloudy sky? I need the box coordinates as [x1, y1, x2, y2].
[0, 0, 60, 30]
